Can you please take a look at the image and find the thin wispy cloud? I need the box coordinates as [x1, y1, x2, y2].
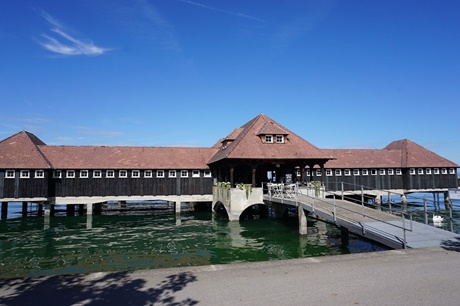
[38, 11, 112, 56]
[177, 0, 265, 22]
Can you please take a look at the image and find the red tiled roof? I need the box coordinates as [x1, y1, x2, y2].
[257, 121, 289, 135]
[39, 146, 218, 169]
[209, 114, 332, 163]
[0, 131, 51, 169]
[384, 139, 458, 168]
[323, 149, 402, 168]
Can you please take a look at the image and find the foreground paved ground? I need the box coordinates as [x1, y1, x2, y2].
[1, 246, 459, 305]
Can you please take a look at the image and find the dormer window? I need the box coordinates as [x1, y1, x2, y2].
[265, 135, 273, 143]
[276, 135, 284, 143]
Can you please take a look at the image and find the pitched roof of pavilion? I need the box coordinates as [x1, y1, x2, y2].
[322, 149, 402, 168]
[0, 131, 51, 169]
[384, 139, 458, 168]
[39, 145, 218, 170]
[323, 139, 458, 169]
[208, 114, 333, 164]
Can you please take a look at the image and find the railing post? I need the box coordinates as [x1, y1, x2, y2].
[333, 194, 337, 222]
[361, 185, 365, 221]
[424, 199, 428, 225]
[388, 191, 392, 213]
[341, 182, 344, 200]
[402, 214, 407, 249]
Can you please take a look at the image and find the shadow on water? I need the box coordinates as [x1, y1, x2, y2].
[0, 271, 198, 306]
[441, 237, 460, 252]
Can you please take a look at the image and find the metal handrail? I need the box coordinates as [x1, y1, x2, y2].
[263, 182, 412, 248]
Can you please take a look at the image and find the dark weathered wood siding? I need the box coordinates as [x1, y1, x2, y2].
[0, 170, 49, 199]
[321, 168, 458, 191]
[51, 169, 213, 197]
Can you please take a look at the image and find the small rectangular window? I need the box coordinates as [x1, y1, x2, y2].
[119, 170, 127, 178]
[326, 169, 332, 176]
[107, 170, 115, 178]
[181, 170, 189, 178]
[296, 169, 301, 177]
[144, 170, 153, 178]
[362, 169, 368, 176]
[441, 168, 447, 174]
[433, 168, 439, 175]
[20, 170, 30, 178]
[371, 169, 377, 176]
[131, 170, 140, 178]
[353, 169, 360, 176]
[276, 135, 284, 143]
[93, 170, 102, 178]
[449, 168, 456, 174]
[409, 168, 416, 175]
[204, 170, 212, 178]
[344, 169, 351, 176]
[67, 170, 75, 178]
[379, 169, 385, 175]
[335, 169, 342, 176]
[306, 170, 310, 176]
[192, 170, 200, 178]
[169, 170, 176, 178]
[265, 135, 273, 143]
[53, 170, 62, 178]
[5, 170, 15, 178]
[396, 169, 402, 175]
[80, 170, 89, 178]
[426, 168, 432, 175]
[157, 170, 165, 178]
[35, 170, 44, 178]
[315, 169, 322, 176]
[418, 168, 424, 175]
[388, 169, 394, 175]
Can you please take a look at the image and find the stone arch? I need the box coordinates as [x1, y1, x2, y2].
[213, 201, 229, 219]
[239, 203, 270, 220]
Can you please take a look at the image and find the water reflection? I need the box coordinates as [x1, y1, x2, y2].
[0, 211, 388, 278]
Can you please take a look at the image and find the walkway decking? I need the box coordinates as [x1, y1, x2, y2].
[264, 193, 460, 249]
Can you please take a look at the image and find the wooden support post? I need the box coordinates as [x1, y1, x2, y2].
[298, 207, 308, 235]
[1, 202, 8, 220]
[37, 203, 43, 217]
[66, 204, 75, 216]
[22, 201, 28, 217]
[78, 204, 84, 216]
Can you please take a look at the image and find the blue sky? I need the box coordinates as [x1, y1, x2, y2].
[1, 0, 459, 166]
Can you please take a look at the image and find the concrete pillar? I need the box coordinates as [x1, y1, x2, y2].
[401, 194, 407, 204]
[22, 202, 28, 217]
[87, 203, 93, 215]
[175, 201, 181, 214]
[86, 214, 93, 229]
[66, 204, 75, 216]
[298, 207, 308, 235]
[44, 204, 51, 230]
[1, 202, 8, 220]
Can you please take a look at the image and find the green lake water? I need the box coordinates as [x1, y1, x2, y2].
[0, 209, 388, 278]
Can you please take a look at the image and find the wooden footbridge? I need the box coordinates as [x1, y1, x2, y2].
[263, 185, 460, 250]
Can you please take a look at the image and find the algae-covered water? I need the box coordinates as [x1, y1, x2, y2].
[0, 209, 387, 278]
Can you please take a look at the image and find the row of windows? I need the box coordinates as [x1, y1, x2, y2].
[4, 169, 212, 179]
[265, 135, 284, 144]
[4, 170, 45, 179]
[307, 168, 456, 177]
